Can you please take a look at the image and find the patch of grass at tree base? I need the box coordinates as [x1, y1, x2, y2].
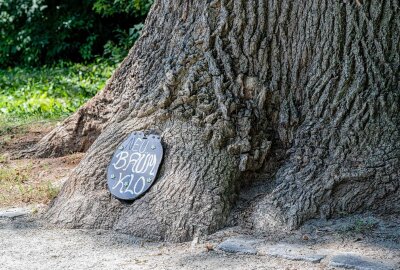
[0, 164, 60, 207]
[0, 61, 108, 207]
[0, 115, 65, 136]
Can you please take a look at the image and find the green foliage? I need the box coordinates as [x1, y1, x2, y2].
[93, 0, 153, 17]
[103, 23, 144, 62]
[0, 0, 153, 67]
[0, 60, 115, 118]
[94, 0, 153, 63]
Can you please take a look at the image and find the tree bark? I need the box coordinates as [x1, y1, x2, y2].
[33, 0, 400, 241]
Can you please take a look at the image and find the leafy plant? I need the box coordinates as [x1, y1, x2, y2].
[103, 23, 145, 62]
[93, 0, 153, 17]
[0, 0, 153, 67]
[0, 60, 115, 118]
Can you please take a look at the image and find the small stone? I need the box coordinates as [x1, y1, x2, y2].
[217, 237, 258, 255]
[329, 254, 391, 270]
[0, 207, 31, 218]
[302, 234, 309, 241]
[260, 243, 326, 263]
[205, 243, 214, 252]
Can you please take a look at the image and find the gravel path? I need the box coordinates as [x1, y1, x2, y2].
[0, 212, 399, 270]
[0, 223, 316, 270]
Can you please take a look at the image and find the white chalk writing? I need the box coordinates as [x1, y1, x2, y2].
[110, 134, 160, 197]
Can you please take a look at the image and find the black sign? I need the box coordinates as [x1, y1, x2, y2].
[107, 131, 163, 200]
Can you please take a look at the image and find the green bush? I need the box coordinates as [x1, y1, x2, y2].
[0, 0, 153, 67]
[0, 60, 115, 118]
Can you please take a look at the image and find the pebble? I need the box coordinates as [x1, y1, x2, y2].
[0, 207, 31, 218]
[217, 237, 259, 255]
[260, 243, 326, 263]
[329, 254, 391, 270]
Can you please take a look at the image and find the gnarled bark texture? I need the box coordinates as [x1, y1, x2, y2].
[30, 0, 399, 241]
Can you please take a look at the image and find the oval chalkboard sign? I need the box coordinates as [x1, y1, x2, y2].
[107, 131, 163, 200]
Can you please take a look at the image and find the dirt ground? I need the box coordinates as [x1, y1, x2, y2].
[0, 213, 399, 270]
[0, 121, 83, 207]
[0, 122, 399, 270]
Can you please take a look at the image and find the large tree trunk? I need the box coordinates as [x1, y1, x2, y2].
[30, 0, 399, 241]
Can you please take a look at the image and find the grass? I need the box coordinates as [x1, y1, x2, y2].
[0, 128, 63, 206]
[0, 154, 8, 163]
[0, 163, 60, 206]
[0, 114, 61, 136]
[0, 60, 115, 119]
[0, 60, 107, 207]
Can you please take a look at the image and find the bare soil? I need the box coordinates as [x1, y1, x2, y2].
[0, 121, 84, 207]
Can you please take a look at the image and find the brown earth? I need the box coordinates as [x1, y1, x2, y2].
[0, 121, 84, 207]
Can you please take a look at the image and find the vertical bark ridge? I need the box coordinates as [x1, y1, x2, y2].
[252, 0, 400, 230]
